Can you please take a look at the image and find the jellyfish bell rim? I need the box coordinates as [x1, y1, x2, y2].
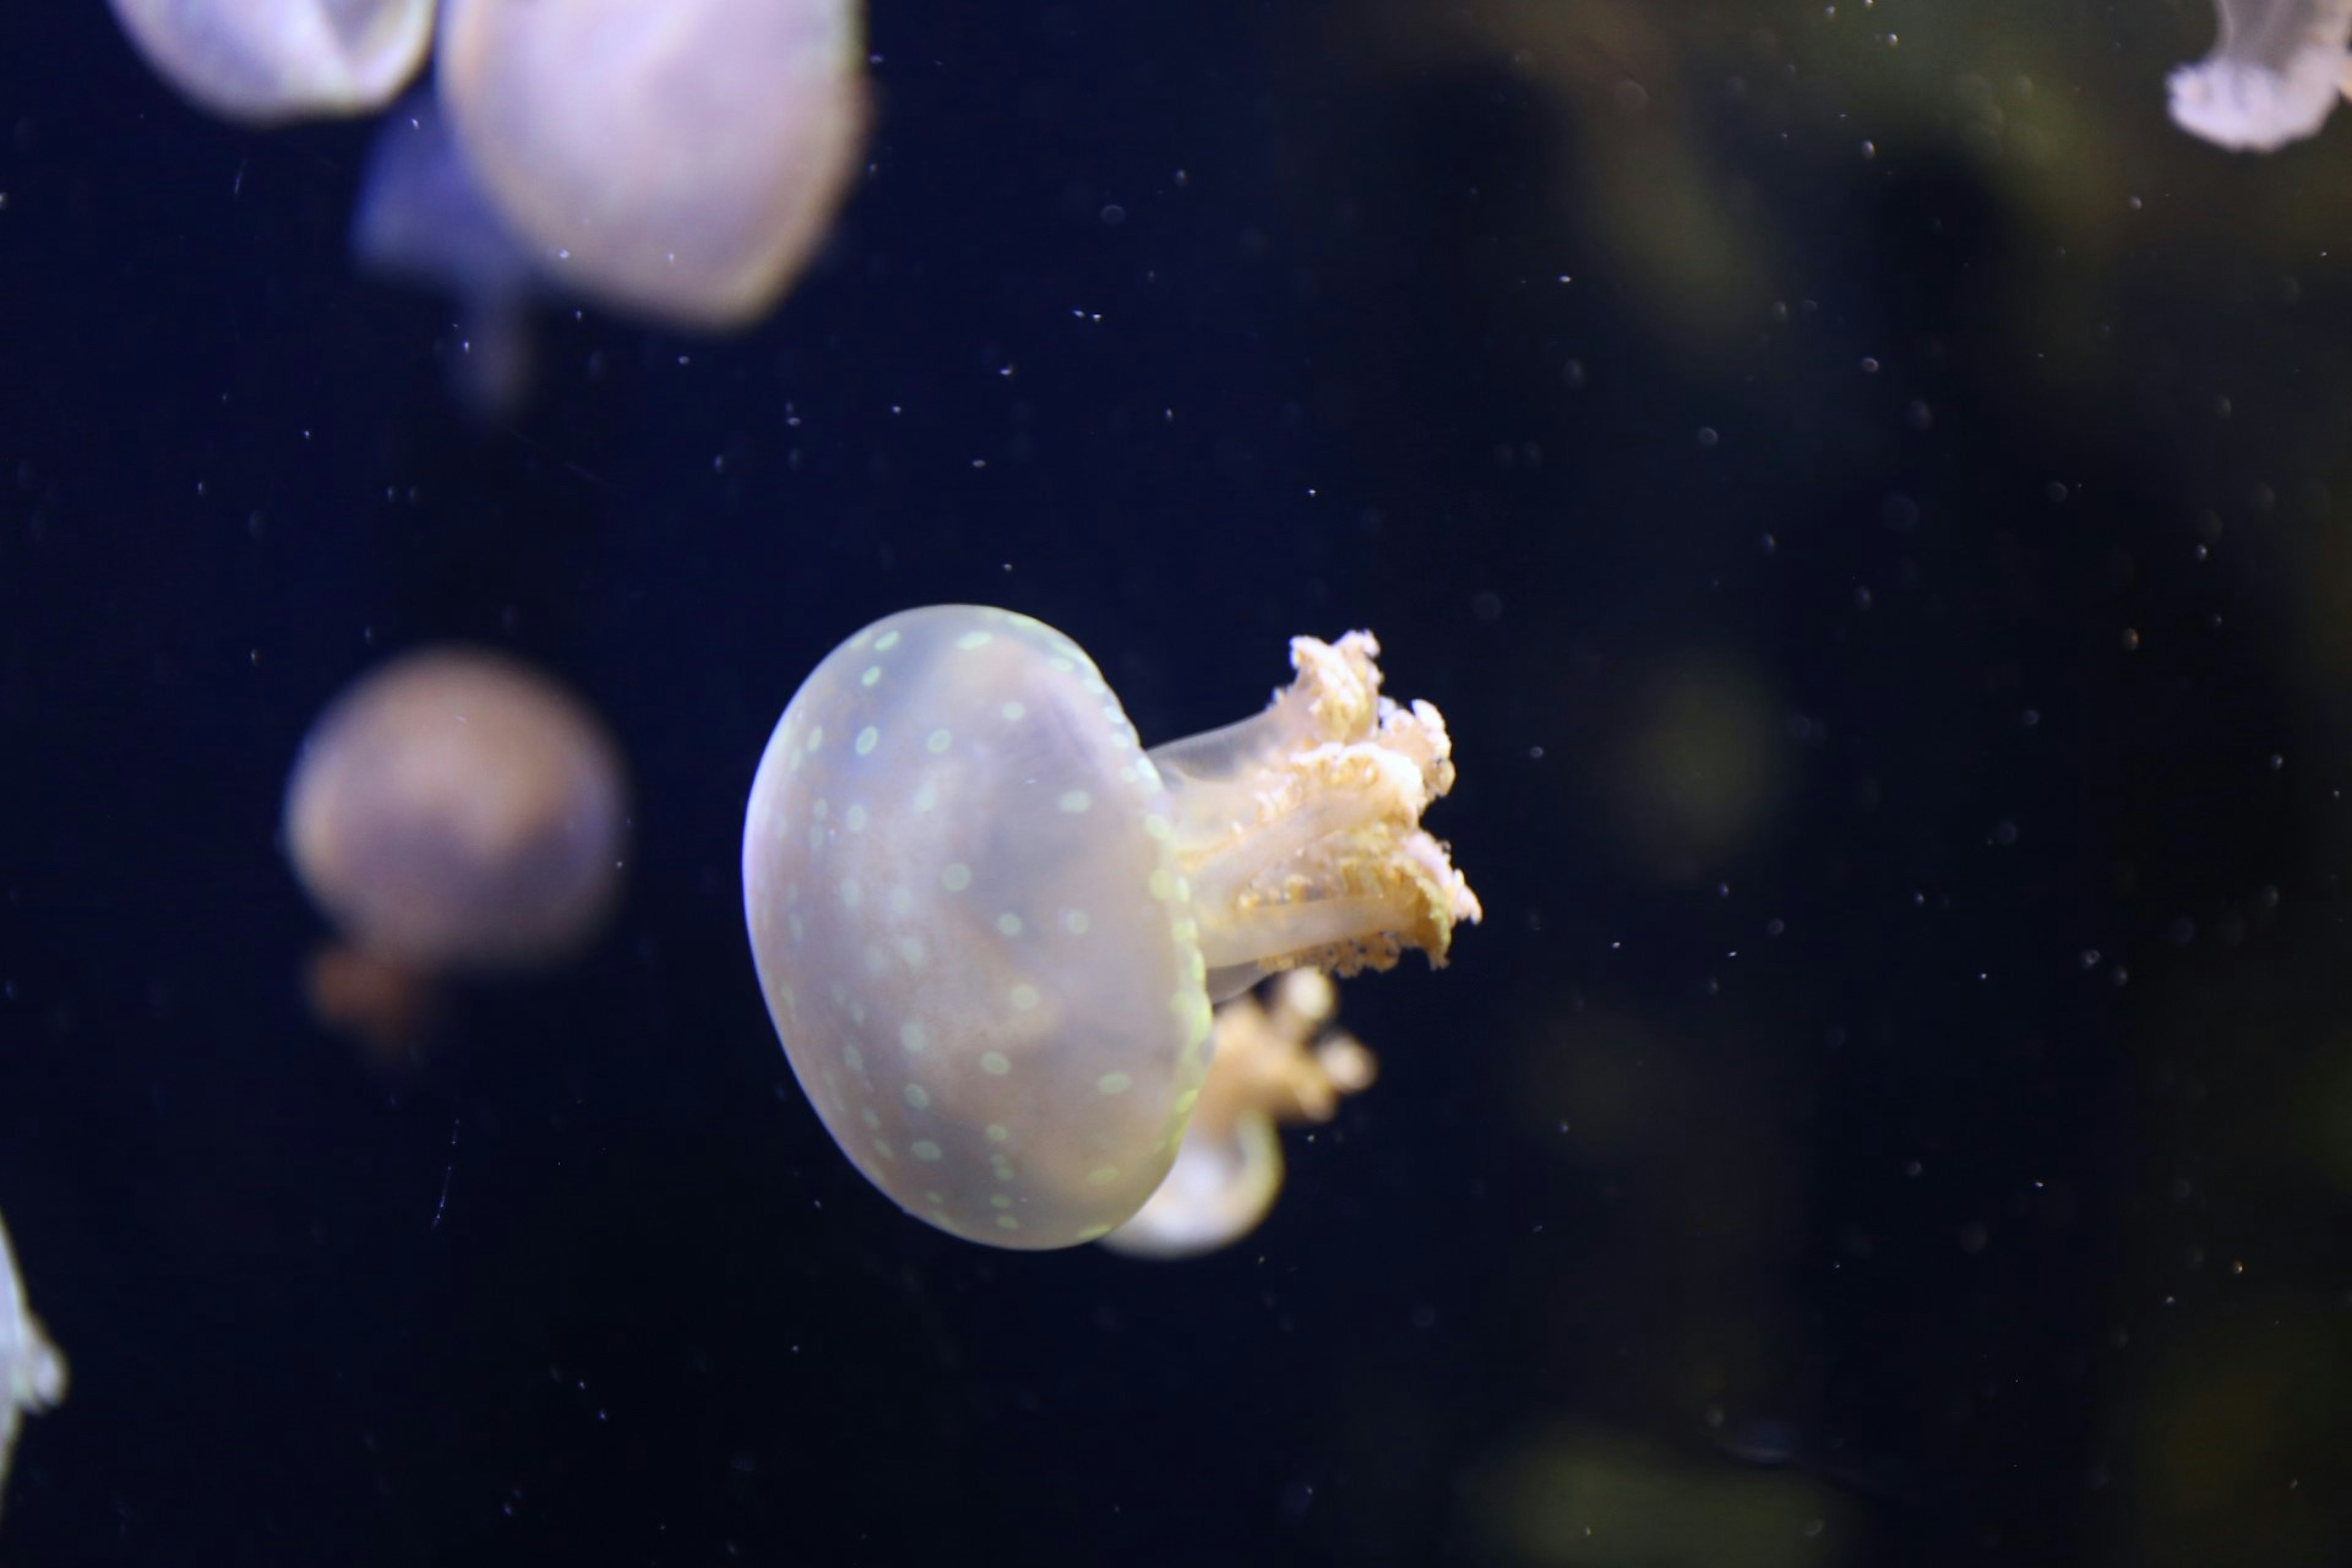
[1096, 1109, 1284, 1260]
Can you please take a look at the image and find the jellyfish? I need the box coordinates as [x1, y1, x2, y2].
[1099, 969, 1377, 1259]
[108, 0, 434, 126]
[284, 647, 628, 1052]
[434, 0, 870, 330]
[0, 1209, 66, 1525]
[2169, 0, 2352, 151]
[741, 605, 1480, 1250]
[111, 0, 869, 371]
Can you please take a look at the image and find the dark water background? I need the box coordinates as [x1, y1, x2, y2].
[5, 2, 2351, 1563]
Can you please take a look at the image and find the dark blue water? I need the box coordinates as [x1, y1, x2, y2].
[2, 3, 2345, 1564]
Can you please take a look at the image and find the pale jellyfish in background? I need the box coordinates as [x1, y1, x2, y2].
[2169, 0, 2352, 151]
[285, 648, 628, 1052]
[0, 1208, 66, 1526]
[352, 96, 539, 417]
[108, 0, 433, 126]
[1101, 970, 1377, 1259]
[109, 0, 870, 405]
[437, 0, 869, 330]
[741, 605, 1480, 1250]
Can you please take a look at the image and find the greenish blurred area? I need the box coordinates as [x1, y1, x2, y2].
[1265, 2, 2352, 1562]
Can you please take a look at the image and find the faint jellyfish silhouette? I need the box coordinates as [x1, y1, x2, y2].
[2169, 0, 2352, 150]
[1460, 1422, 1860, 1562]
[285, 647, 628, 1054]
[352, 94, 539, 417]
[435, 0, 870, 329]
[1605, 657, 1791, 888]
[0, 1207, 66, 1526]
[741, 605, 1480, 1250]
[108, 0, 434, 126]
[1101, 969, 1377, 1259]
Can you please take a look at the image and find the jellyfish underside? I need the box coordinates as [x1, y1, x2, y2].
[285, 649, 627, 1050]
[0, 1210, 66, 1523]
[741, 605, 1479, 1251]
[2169, 0, 2352, 151]
[1101, 969, 1378, 1259]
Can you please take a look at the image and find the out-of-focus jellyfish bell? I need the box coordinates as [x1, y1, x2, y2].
[285, 647, 628, 1052]
[108, 0, 434, 126]
[741, 605, 1479, 1250]
[2169, 0, 2352, 151]
[0, 1208, 66, 1525]
[1100, 970, 1376, 1259]
[435, 0, 869, 330]
[352, 94, 539, 418]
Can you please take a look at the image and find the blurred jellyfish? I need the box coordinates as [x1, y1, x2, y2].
[284, 647, 628, 1052]
[1461, 1423, 1859, 1566]
[2169, 0, 2352, 151]
[1100, 969, 1376, 1259]
[108, 0, 434, 126]
[0, 1208, 66, 1525]
[110, 0, 870, 405]
[1605, 657, 1791, 888]
[741, 605, 1479, 1250]
[352, 95, 539, 417]
[435, 0, 869, 329]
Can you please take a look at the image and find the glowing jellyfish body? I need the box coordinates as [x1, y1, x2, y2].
[108, 0, 433, 125]
[436, 0, 869, 329]
[285, 648, 628, 1044]
[2169, 0, 2352, 151]
[0, 1210, 66, 1524]
[742, 605, 1479, 1250]
[1102, 970, 1378, 1259]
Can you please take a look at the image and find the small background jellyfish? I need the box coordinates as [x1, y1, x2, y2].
[2169, 0, 2352, 150]
[284, 647, 628, 1056]
[110, 0, 869, 409]
[741, 605, 1478, 1251]
[0, 1208, 66, 1527]
[1100, 969, 1378, 1259]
